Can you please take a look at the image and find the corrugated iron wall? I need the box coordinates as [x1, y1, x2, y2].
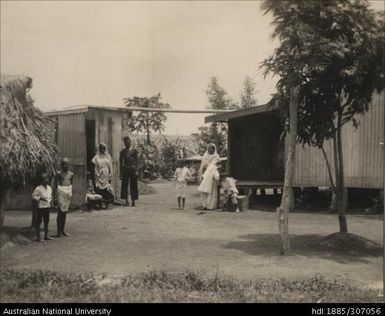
[56, 113, 87, 206]
[229, 112, 284, 181]
[57, 113, 86, 165]
[294, 91, 384, 188]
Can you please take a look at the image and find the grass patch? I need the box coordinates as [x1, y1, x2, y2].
[0, 269, 382, 303]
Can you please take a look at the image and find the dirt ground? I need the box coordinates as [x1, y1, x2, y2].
[0, 182, 383, 291]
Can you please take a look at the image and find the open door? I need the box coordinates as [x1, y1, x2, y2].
[86, 120, 96, 180]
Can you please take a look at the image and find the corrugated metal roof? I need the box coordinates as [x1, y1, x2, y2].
[44, 105, 131, 116]
[205, 103, 278, 123]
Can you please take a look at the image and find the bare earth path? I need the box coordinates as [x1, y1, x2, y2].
[1, 183, 383, 290]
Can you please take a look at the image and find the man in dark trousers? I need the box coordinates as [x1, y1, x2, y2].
[119, 136, 139, 206]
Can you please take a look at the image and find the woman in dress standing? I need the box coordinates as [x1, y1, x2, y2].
[198, 143, 220, 210]
[92, 143, 114, 208]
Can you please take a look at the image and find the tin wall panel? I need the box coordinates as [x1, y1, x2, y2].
[57, 113, 86, 167]
[294, 91, 384, 188]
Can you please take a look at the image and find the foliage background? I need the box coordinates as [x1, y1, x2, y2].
[128, 135, 199, 179]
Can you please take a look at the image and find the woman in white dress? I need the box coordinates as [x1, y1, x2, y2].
[91, 143, 114, 208]
[198, 143, 220, 210]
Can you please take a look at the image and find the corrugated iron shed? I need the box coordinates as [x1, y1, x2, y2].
[206, 91, 384, 189]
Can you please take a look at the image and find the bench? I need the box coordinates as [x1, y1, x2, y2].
[216, 178, 284, 209]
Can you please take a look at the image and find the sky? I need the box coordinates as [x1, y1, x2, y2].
[1, 1, 384, 135]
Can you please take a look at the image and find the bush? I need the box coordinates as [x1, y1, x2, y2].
[135, 140, 162, 180]
[135, 137, 196, 180]
[159, 138, 190, 179]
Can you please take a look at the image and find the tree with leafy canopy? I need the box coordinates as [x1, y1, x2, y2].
[192, 123, 228, 157]
[159, 137, 192, 179]
[0, 75, 58, 226]
[123, 93, 170, 145]
[135, 138, 162, 180]
[206, 77, 238, 110]
[240, 76, 258, 108]
[193, 77, 237, 157]
[262, 0, 384, 237]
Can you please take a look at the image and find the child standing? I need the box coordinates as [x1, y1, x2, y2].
[32, 172, 54, 242]
[174, 160, 191, 210]
[54, 158, 73, 237]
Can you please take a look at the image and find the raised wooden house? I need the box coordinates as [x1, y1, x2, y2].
[205, 91, 384, 193]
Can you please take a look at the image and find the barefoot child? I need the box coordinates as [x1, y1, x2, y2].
[174, 160, 192, 210]
[54, 158, 73, 237]
[32, 172, 54, 242]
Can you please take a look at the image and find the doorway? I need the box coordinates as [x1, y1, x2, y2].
[86, 120, 96, 180]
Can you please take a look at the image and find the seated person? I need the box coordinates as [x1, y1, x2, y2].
[85, 172, 103, 210]
[221, 177, 240, 212]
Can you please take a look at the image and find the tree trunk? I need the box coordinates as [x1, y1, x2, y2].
[330, 191, 338, 213]
[336, 113, 348, 233]
[320, 146, 337, 212]
[0, 188, 7, 227]
[277, 85, 299, 255]
[146, 129, 151, 145]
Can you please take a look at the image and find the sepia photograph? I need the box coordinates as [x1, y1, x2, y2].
[0, 0, 384, 307]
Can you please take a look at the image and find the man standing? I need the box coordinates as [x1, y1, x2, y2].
[119, 136, 139, 206]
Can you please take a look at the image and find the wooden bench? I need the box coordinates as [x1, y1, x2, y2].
[216, 179, 284, 209]
[234, 180, 284, 207]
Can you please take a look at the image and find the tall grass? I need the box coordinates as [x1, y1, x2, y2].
[0, 269, 381, 303]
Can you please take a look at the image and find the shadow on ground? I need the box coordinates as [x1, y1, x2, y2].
[224, 233, 383, 264]
[0, 226, 36, 247]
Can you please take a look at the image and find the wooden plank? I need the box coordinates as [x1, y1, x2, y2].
[46, 105, 231, 116]
[127, 107, 232, 114]
[236, 180, 284, 189]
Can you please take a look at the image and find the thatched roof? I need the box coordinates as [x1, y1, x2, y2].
[0, 75, 57, 188]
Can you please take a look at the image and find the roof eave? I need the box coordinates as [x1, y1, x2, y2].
[205, 103, 278, 123]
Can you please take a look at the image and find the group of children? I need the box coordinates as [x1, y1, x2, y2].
[32, 158, 73, 242]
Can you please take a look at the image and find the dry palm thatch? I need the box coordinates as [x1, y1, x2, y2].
[0, 75, 58, 188]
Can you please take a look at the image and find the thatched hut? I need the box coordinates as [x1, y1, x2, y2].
[0, 75, 57, 225]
